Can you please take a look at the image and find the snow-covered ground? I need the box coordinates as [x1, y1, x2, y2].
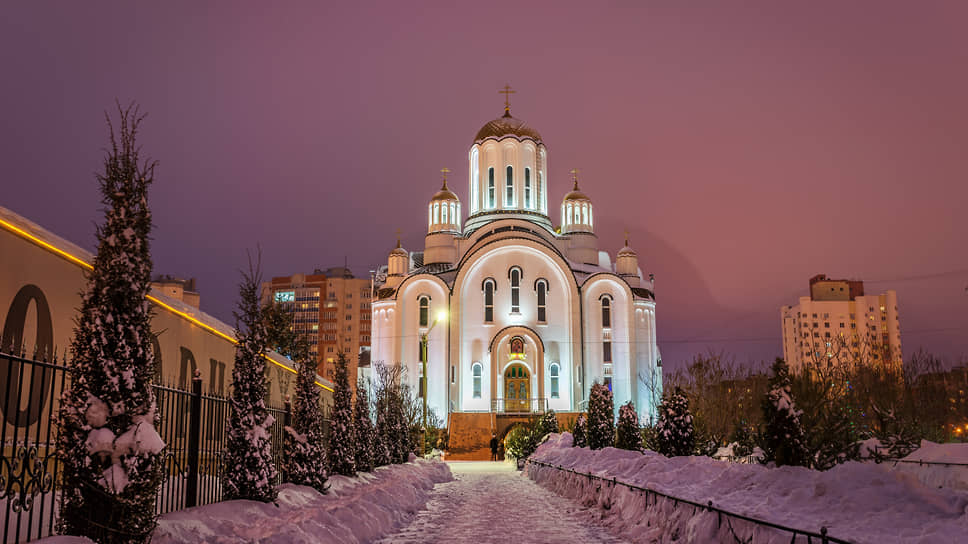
[378, 461, 627, 544]
[37, 458, 452, 544]
[528, 433, 968, 544]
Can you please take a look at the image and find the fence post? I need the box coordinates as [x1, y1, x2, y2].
[185, 370, 202, 508]
[281, 395, 292, 483]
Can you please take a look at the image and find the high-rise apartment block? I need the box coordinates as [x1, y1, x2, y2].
[781, 274, 902, 372]
[261, 267, 371, 385]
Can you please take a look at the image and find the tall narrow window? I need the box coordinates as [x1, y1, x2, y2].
[472, 362, 482, 398]
[419, 296, 429, 327]
[441, 202, 447, 223]
[505, 166, 513, 206]
[537, 172, 543, 212]
[550, 363, 560, 399]
[488, 167, 495, 208]
[603, 340, 612, 362]
[510, 268, 520, 313]
[418, 343, 425, 398]
[433, 203, 439, 224]
[524, 168, 531, 208]
[601, 297, 611, 328]
[536, 279, 547, 323]
[428, 206, 433, 227]
[484, 279, 495, 323]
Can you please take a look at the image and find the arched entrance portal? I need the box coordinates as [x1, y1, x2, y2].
[504, 363, 529, 412]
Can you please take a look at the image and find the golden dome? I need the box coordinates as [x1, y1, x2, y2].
[431, 179, 459, 202]
[474, 111, 542, 144]
[563, 177, 591, 202]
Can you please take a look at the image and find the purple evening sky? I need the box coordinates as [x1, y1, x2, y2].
[2, 1, 966, 372]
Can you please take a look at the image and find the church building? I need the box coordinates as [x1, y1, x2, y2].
[370, 96, 661, 430]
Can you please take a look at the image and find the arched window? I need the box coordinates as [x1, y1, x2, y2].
[535, 279, 547, 323]
[509, 267, 521, 313]
[428, 205, 433, 228]
[483, 279, 495, 323]
[537, 172, 543, 212]
[441, 202, 448, 223]
[601, 296, 611, 328]
[603, 340, 612, 363]
[471, 148, 479, 212]
[450, 202, 456, 223]
[524, 167, 531, 209]
[550, 363, 560, 399]
[433, 202, 439, 224]
[419, 296, 429, 327]
[472, 362, 482, 398]
[488, 167, 495, 208]
[505, 165, 514, 207]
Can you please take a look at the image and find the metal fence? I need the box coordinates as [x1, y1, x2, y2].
[525, 458, 851, 544]
[0, 350, 292, 543]
[490, 398, 548, 414]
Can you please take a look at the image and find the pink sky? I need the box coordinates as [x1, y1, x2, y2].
[2, 1, 966, 370]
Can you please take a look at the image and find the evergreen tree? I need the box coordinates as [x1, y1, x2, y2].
[57, 104, 165, 543]
[586, 382, 615, 450]
[615, 401, 642, 451]
[537, 409, 559, 438]
[354, 379, 375, 472]
[222, 258, 278, 502]
[328, 352, 357, 476]
[283, 341, 328, 492]
[373, 363, 410, 465]
[729, 421, 755, 458]
[572, 413, 588, 448]
[655, 387, 695, 457]
[759, 358, 810, 467]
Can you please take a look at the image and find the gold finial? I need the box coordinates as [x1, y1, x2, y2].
[440, 167, 451, 189]
[499, 84, 516, 116]
[624, 229, 630, 247]
[570, 168, 580, 190]
[395, 228, 402, 248]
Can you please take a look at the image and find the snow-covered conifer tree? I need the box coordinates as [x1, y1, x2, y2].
[655, 387, 695, 457]
[760, 358, 810, 467]
[354, 379, 375, 472]
[222, 258, 277, 502]
[615, 401, 642, 451]
[57, 105, 165, 543]
[537, 409, 559, 438]
[328, 352, 357, 476]
[283, 341, 328, 492]
[572, 413, 588, 448]
[586, 382, 614, 450]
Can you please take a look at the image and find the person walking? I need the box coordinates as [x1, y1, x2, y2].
[489, 433, 499, 461]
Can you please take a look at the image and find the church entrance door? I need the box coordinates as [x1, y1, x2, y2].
[504, 364, 529, 413]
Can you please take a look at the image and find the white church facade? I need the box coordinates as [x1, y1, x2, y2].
[370, 101, 661, 425]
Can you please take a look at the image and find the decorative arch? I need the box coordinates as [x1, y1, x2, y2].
[488, 325, 546, 405]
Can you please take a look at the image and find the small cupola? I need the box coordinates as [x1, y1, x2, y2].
[427, 168, 461, 234]
[386, 233, 409, 289]
[560, 169, 594, 234]
[616, 232, 640, 287]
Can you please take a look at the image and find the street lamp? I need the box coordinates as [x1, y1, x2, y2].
[421, 310, 447, 456]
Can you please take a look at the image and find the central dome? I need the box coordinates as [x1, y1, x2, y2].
[474, 111, 542, 143]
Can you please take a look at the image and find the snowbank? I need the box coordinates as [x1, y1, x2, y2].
[885, 441, 968, 492]
[155, 459, 452, 543]
[528, 433, 968, 544]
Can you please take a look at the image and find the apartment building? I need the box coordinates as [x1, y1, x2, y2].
[781, 274, 902, 372]
[262, 267, 371, 387]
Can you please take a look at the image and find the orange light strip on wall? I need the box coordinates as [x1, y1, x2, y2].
[1, 216, 333, 392]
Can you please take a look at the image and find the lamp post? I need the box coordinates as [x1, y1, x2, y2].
[421, 311, 447, 456]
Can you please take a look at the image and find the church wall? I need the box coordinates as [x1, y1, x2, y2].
[452, 240, 580, 413]
[395, 276, 450, 422]
[634, 301, 661, 424]
[581, 275, 634, 414]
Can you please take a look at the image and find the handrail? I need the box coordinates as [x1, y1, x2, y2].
[525, 458, 851, 544]
[878, 457, 968, 468]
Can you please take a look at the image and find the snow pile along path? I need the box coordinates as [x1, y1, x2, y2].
[153, 459, 453, 543]
[887, 440, 968, 492]
[528, 433, 968, 544]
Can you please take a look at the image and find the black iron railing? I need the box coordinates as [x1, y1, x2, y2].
[490, 398, 547, 414]
[0, 350, 293, 543]
[525, 458, 851, 544]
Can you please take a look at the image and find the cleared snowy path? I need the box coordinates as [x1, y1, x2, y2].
[378, 461, 628, 544]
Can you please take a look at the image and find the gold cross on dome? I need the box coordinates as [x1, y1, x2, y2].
[624, 229, 629, 246]
[570, 168, 580, 189]
[499, 84, 516, 113]
[395, 228, 402, 248]
[441, 167, 450, 181]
